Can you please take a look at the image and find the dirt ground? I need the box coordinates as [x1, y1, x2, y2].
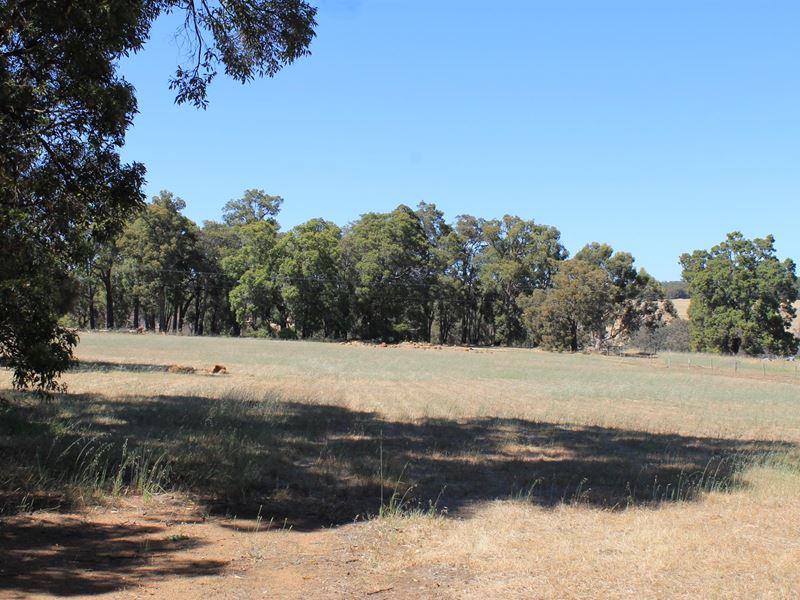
[0, 496, 439, 600]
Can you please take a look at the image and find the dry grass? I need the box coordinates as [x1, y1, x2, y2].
[355, 470, 800, 599]
[2, 332, 800, 598]
[672, 298, 691, 320]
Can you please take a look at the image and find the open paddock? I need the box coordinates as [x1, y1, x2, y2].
[1, 333, 799, 598]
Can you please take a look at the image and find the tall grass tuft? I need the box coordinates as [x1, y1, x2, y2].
[55, 436, 172, 500]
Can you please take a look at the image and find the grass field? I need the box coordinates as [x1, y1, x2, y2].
[2, 333, 800, 598]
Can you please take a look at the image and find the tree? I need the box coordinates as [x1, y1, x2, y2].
[224, 216, 282, 333]
[91, 238, 125, 331]
[525, 244, 673, 352]
[479, 216, 567, 344]
[217, 189, 287, 336]
[341, 206, 434, 341]
[1, 0, 317, 389]
[277, 219, 349, 338]
[680, 232, 798, 356]
[117, 192, 200, 332]
[68, 238, 128, 331]
[442, 215, 488, 345]
[222, 189, 283, 227]
[574, 243, 674, 348]
[525, 260, 613, 352]
[194, 221, 240, 336]
[414, 202, 452, 342]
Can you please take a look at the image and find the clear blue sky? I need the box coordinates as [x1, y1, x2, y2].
[119, 0, 799, 281]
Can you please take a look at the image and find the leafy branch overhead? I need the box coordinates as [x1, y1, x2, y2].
[171, 0, 317, 108]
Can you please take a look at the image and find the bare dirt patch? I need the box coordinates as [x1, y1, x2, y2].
[0, 496, 366, 599]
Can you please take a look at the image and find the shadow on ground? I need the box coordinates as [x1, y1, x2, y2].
[2, 381, 796, 596]
[2, 386, 794, 526]
[69, 360, 195, 373]
[0, 516, 225, 596]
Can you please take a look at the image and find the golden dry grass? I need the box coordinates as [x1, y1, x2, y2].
[672, 298, 691, 320]
[2, 332, 800, 598]
[354, 474, 800, 599]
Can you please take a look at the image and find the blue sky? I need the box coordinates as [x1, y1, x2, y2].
[119, 0, 799, 281]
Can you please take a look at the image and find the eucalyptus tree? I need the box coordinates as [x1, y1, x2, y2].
[117, 191, 201, 332]
[526, 244, 673, 352]
[277, 219, 349, 338]
[525, 260, 614, 352]
[222, 189, 284, 227]
[194, 220, 240, 335]
[414, 202, 452, 342]
[1, 0, 317, 389]
[574, 243, 674, 348]
[479, 215, 567, 344]
[223, 210, 283, 333]
[341, 206, 434, 341]
[680, 233, 797, 355]
[440, 215, 487, 345]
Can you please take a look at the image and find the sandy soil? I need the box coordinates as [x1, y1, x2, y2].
[0, 496, 433, 600]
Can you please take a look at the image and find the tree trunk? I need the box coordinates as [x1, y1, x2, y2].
[193, 290, 202, 335]
[424, 309, 434, 342]
[210, 306, 218, 335]
[133, 298, 140, 329]
[102, 268, 114, 330]
[179, 294, 193, 333]
[158, 287, 167, 332]
[172, 289, 180, 333]
[88, 283, 96, 330]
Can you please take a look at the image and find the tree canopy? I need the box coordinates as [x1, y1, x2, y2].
[524, 244, 674, 352]
[680, 232, 798, 355]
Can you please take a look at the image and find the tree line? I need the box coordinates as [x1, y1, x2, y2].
[70, 189, 677, 351]
[71, 190, 800, 360]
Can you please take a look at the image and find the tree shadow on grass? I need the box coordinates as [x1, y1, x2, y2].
[0, 516, 225, 596]
[1, 389, 796, 595]
[2, 390, 794, 526]
[69, 360, 198, 374]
